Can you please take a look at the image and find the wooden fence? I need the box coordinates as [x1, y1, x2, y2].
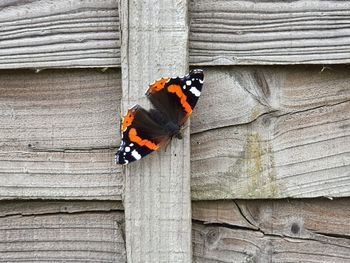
[0, 0, 349, 262]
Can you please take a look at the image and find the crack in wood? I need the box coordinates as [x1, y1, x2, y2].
[27, 144, 119, 152]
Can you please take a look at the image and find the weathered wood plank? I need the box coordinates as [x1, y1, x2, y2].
[192, 101, 350, 199]
[0, 201, 126, 262]
[189, 0, 350, 65]
[192, 199, 350, 262]
[0, 69, 123, 200]
[191, 65, 350, 133]
[192, 200, 257, 230]
[4, 0, 350, 69]
[0, 0, 120, 69]
[193, 199, 350, 237]
[193, 222, 350, 263]
[120, 0, 192, 261]
[191, 66, 350, 199]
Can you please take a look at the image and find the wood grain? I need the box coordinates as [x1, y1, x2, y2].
[189, 0, 350, 65]
[193, 222, 350, 263]
[0, 69, 123, 200]
[4, 0, 350, 69]
[120, 0, 192, 262]
[0, 201, 126, 263]
[193, 199, 350, 238]
[192, 199, 350, 262]
[192, 200, 257, 230]
[0, 0, 120, 69]
[191, 66, 350, 199]
[191, 65, 350, 133]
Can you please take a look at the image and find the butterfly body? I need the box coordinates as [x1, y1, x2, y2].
[148, 108, 181, 138]
[115, 69, 204, 164]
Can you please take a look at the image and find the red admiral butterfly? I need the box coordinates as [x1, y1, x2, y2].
[115, 69, 204, 164]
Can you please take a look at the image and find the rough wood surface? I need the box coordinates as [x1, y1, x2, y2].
[191, 66, 350, 199]
[120, 0, 191, 262]
[4, 0, 350, 69]
[193, 199, 350, 263]
[0, 0, 120, 69]
[193, 199, 350, 237]
[189, 0, 350, 65]
[0, 69, 123, 200]
[192, 200, 257, 230]
[0, 201, 126, 263]
[193, 223, 350, 263]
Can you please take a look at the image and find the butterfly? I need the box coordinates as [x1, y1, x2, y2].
[115, 69, 204, 164]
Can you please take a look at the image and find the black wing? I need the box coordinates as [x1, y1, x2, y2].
[145, 69, 204, 126]
[115, 105, 170, 164]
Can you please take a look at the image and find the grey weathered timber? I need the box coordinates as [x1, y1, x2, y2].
[3, 0, 350, 69]
[189, 0, 350, 65]
[193, 199, 350, 237]
[193, 223, 350, 263]
[191, 65, 350, 133]
[2, 66, 349, 200]
[0, 201, 126, 263]
[192, 199, 350, 262]
[192, 200, 257, 229]
[120, 0, 191, 262]
[0, 69, 123, 200]
[0, 0, 120, 69]
[191, 66, 350, 199]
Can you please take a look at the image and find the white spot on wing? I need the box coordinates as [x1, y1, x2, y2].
[186, 80, 191, 86]
[131, 149, 142, 160]
[189, 86, 201, 97]
[130, 143, 134, 146]
[199, 79, 204, 84]
[183, 85, 186, 90]
[125, 146, 130, 152]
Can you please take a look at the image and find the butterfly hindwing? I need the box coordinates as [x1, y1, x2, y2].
[146, 69, 204, 125]
[115, 105, 170, 164]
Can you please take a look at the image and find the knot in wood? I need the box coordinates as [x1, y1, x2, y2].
[206, 228, 220, 246]
[291, 222, 300, 234]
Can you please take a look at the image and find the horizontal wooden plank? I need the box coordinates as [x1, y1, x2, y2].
[192, 101, 350, 199]
[0, 201, 126, 262]
[0, 69, 123, 200]
[193, 198, 350, 238]
[193, 198, 350, 263]
[191, 66, 350, 199]
[192, 200, 257, 230]
[191, 64, 350, 133]
[193, 222, 350, 263]
[0, 0, 120, 69]
[189, 0, 350, 65]
[3, 0, 350, 68]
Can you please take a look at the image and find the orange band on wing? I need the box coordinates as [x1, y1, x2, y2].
[129, 128, 160, 150]
[148, 78, 170, 93]
[167, 84, 192, 114]
[121, 109, 136, 131]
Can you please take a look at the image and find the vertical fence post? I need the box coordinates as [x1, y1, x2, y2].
[119, 0, 191, 262]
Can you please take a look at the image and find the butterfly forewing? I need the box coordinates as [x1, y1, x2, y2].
[146, 69, 204, 125]
[115, 105, 170, 164]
